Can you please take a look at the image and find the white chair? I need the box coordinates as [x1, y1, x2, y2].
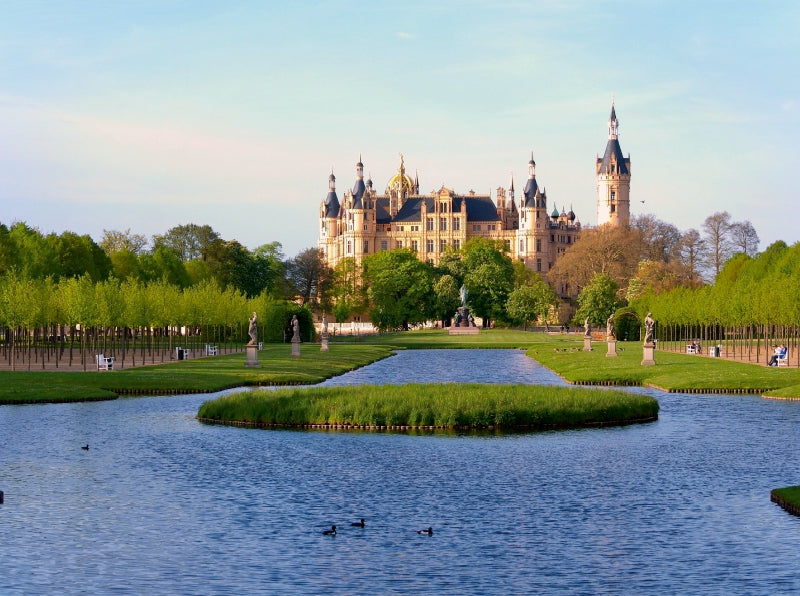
[205, 344, 218, 356]
[96, 354, 114, 371]
[777, 351, 789, 367]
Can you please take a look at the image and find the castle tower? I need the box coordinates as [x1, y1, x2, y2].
[596, 101, 631, 227]
[318, 169, 341, 263]
[518, 152, 547, 268]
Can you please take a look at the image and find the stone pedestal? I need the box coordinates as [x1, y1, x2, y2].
[320, 334, 329, 352]
[583, 337, 592, 352]
[606, 339, 618, 357]
[291, 338, 301, 357]
[244, 344, 261, 368]
[641, 343, 656, 366]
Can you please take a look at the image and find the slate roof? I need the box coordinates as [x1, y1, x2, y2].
[324, 191, 340, 218]
[598, 139, 629, 175]
[352, 178, 366, 208]
[379, 195, 501, 224]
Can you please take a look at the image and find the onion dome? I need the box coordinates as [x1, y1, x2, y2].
[567, 204, 576, 222]
[551, 204, 560, 219]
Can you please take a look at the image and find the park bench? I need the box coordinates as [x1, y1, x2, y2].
[205, 344, 218, 356]
[777, 351, 789, 367]
[96, 354, 114, 371]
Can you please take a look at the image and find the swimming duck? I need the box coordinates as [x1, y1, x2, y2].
[351, 519, 365, 528]
[417, 527, 433, 536]
[322, 525, 337, 536]
[81, 444, 89, 450]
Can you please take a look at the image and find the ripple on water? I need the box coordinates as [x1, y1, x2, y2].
[1, 349, 799, 595]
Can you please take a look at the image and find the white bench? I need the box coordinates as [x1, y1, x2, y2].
[205, 344, 218, 356]
[777, 352, 789, 367]
[96, 354, 114, 371]
[686, 344, 700, 354]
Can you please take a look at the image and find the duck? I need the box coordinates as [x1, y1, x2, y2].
[322, 525, 337, 536]
[350, 519, 366, 528]
[417, 527, 433, 536]
[81, 444, 89, 450]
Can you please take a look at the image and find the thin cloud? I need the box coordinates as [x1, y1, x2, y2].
[396, 31, 416, 40]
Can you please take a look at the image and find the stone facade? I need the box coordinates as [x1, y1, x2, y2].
[318, 104, 630, 295]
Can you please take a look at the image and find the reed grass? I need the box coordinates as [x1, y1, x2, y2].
[198, 383, 659, 430]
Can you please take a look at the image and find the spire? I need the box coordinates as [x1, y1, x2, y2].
[509, 172, 515, 192]
[608, 97, 619, 140]
[523, 151, 539, 207]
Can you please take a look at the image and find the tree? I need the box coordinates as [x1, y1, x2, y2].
[461, 238, 514, 326]
[547, 224, 642, 297]
[432, 274, 460, 325]
[0, 223, 19, 275]
[286, 248, 331, 308]
[702, 211, 733, 278]
[678, 228, 705, 286]
[730, 220, 760, 257]
[153, 224, 221, 262]
[630, 214, 681, 263]
[575, 273, 622, 325]
[56, 231, 112, 282]
[362, 249, 434, 331]
[329, 256, 366, 322]
[100, 228, 149, 255]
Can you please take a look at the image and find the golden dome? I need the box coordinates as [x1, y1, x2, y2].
[386, 153, 415, 194]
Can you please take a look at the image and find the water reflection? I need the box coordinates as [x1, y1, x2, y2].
[1, 350, 799, 595]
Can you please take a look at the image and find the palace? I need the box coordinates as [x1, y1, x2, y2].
[318, 103, 630, 290]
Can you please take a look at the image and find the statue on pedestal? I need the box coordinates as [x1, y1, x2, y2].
[247, 312, 258, 345]
[606, 313, 615, 340]
[644, 312, 655, 345]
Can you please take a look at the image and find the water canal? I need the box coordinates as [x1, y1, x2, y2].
[1, 349, 799, 594]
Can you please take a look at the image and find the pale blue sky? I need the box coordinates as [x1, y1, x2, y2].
[1, 1, 798, 258]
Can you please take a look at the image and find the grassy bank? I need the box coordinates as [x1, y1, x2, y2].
[0, 344, 394, 404]
[363, 330, 800, 398]
[198, 383, 659, 430]
[771, 486, 800, 517]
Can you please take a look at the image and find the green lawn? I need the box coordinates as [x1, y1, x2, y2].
[0, 344, 393, 404]
[4, 328, 800, 404]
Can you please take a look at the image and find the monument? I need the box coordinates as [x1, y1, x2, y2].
[320, 315, 329, 352]
[449, 284, 479, 334]
[245, 311, 261, 368]
[291, 314, 301, 357]
[583, 316, 592, 351]
[606, 313, 617, 357]
[641, 312, 656, 366]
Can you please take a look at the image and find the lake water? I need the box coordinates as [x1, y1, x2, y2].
[1, 349, 799, 594]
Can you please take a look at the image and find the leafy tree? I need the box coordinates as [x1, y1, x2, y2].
[286, 248, 331, 308]
[109, 249, 141, 280]
[138, 246, 192, 287]
[153, 224, 221, 261]
[362, 249, 434, 331]
[0, 223, 19, 275]
[461, 238, 514, 326]
[506, 275, 560, 329]
[100, 228, 149, 255]
[329, 256, 366, 322]
[56, 231, 112, 282]
[432, 274, 460, 325]
[575, 273, 622, 325]
[8, 223, 60, 279]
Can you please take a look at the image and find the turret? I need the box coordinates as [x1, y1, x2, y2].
[596, 100, 631, 227]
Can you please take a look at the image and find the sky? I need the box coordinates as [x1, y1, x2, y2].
[1, 0, 798, 259]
